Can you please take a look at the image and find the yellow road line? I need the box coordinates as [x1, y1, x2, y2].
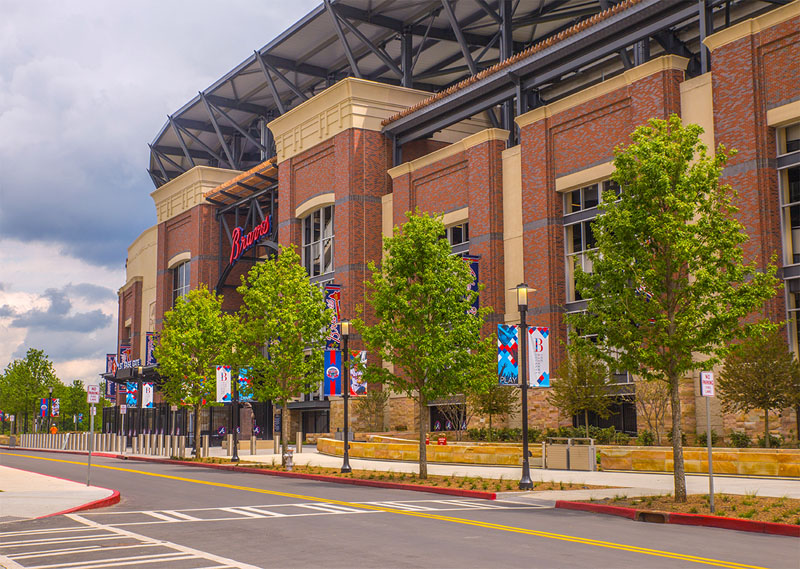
[1, 452, 769, 569]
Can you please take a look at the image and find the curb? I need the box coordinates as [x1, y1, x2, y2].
[40, 489, 121, 518]
[120, 455, 498, 500]
[555, 501, 800, 537]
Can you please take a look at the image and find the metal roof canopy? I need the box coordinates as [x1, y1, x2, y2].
[148, 0, 785, 187]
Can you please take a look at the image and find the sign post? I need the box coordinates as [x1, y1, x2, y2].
[120, 404, 127, 454]
[700, 371, 715, 513]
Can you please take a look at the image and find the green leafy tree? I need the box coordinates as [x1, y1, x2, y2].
[469, 385, 519, 440]
[237, 245, 330, 464]
[154, 287, 238, 453]
[719, 330, 799, 447]
[568, 115, 779, 501]
[0, 349, 60, 432]
[355, 211, 495, 478]
[57, 380, 88, 431]
[548, 348, 612, 438]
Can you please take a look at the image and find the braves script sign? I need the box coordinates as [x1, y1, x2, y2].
[229, 215, 272, 265]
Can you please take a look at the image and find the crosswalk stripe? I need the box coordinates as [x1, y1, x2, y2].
[161, 510, 201, 521]
[366, 501, 436, 511]
[10, 543, 162, 560]
[142, 511, 180, 522]
[294, 503, 365, 514]
[219, 507, 267, 518]
[27, 551, 191, 569]
[238, 506, 286, 517]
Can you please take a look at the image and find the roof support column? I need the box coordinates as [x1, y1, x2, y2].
[200, 92, 238, 169]
[500, 0, 514, 140]
[441, 0, 477, 75]
[401, 27, 413, 88]
[698, 0, 713, 73]
[324, 0, 362, 79]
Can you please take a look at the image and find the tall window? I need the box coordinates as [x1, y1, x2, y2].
[564, 180, 619, 303]
[445, 222, 469, 256]
[172, 261, 190, 306]
[302, 205, 334, 281]
[779, 123, 800, 354]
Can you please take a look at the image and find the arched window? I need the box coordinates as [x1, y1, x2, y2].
[172, 261, 190, 306]
[302, 205, 334, 282]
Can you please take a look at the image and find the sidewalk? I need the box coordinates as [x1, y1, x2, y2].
[0, 465, 116, 521]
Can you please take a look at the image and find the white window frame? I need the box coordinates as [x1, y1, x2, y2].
[302, 205, 335, 282]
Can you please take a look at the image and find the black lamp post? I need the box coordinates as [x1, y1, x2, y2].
[231, 371, 240, 462]
[517, 283, 534, 490]
[340, 320, 352, 474]
[46, 387, 53, 432]
[137, 366, 144, 438]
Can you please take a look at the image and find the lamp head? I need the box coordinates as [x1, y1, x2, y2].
[340, 320, 351, 339]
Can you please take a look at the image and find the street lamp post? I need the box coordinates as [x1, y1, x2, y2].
[340, 321, 352, 474]
[517, 283, 534, 490]
[137, 367, 144, 440]
[46, 387, 53, 432]
[231, 373, 240, 462]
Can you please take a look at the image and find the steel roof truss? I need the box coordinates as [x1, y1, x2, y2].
[332, 7, 403, 77]
[254, 172, 278, 184]
[200, 92, 238, 169]
[259, 57, 310, 102]
[149, 145, 188, 174]
[174, 122, 229, 166]
[205, 99, 267, 152]
[168, 116, 196, 167]
[324, 0, 362, 79]
[441, 0, 478, 75]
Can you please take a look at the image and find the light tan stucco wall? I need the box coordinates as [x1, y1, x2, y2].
[680, 73, 715, 152]
[150, 166, 240, 224]
[123, 225, 157, 356]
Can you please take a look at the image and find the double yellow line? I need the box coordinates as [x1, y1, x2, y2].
[2, 452, 769, 569]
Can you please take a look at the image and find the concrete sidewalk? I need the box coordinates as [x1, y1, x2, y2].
[0, 464, 115, 521]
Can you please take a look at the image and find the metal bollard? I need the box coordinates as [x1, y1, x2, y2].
[250, 436, 257, 455]
[227, 434, 233, 457]
[202, 435, 209, 458]
[296, 431, 303, 454]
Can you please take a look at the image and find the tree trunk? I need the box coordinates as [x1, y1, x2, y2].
[584, 409, 590, 439]
[281, 404, 287, 467]
[418, 397, 427, 479]
[670, 375, 687, 502]
[193, 404, 201, 456]
[488, 414, 492, 441]
[764, 409, 770, 448]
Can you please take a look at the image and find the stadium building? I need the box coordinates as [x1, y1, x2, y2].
[103, 0, 800, 446]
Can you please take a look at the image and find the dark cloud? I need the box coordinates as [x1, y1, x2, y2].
[65, 283, 117, 303]
[9, 288, 111, 333]
[0, 1, 318, 269]
[0, 283, 5, 291]
[0, 305, 13, 317]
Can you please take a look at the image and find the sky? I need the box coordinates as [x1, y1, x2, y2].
[0, 0, 320, 385]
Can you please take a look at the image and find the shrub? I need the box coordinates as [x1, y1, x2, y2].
[696, 430, 720, 447]
[729, 431, 751, 448]
[614, 433, 631, 445]
[667, 429, 687, 446]
[636, 429, 655, 446]
[757, 433, 783, 448]
[527, 428, 542, 443]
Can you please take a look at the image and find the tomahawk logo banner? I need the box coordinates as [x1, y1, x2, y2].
[119, 344, 132, 364]
[142, 383, 154, 408]
[105, 380, 116, 399]
[216, 365, 232, 403]
[323, 349, 342, 396]
[497, 324, 519, 385]
[145, 332, 157, 366]
[126, 382, 138, 406]
[349, 350, 367, 396]
[527, 327, 550, 387]
[324, 284, 342, 350]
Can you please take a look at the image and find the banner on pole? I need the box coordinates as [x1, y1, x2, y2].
[105, 380, 116, 398]
[349, 350, 367, 396]
[145, 332, 157, 366]
[324, 284, 342, 350]
[527, 327, 550, 387]
[126, 382, 138, 406]
[39, 398, 48, 418]
[106, 354, 117, 375]
[323, 349, 342, 396]
[238, 368, 254, 402]
[497, 324, 519, 385]
[216, 365, 232, 403]
[142, 383, 154, 408]
[51, 398, 60, 417]
[119, 344, 132, 363]
[463, 255, 480, 316]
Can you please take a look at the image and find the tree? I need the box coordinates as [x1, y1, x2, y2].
[634, 380, 671, 445]
[547, 348, 612, 438]
[59, 380, 89, 431]
[568, 115, 779, 501]
[354, 388, 390, 432]
[355, 211, 495, 478]
[469, 385, 519, 440]
[154, 287, 237, 453]
[0, 349, 60, 432]
[237, 245, 330, 464]
[718, 330, 799, 447]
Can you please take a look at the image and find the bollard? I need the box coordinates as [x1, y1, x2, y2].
[180, 436, 187, 458]
[296, 431, 303, 454]
[164, 435, 171, 457]
[273, 437, 279, 455]
[250, 436, 257, 455]
[202, 434, 209, 458]
[227, 434, 233, 457]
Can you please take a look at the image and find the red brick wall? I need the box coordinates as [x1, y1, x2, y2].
[520, 68, 684, 373]
[710, 16, 800, 325]
[390, 138, 507, 329]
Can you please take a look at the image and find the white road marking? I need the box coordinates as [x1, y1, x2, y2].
[9, 543, 161, 560]
[141, 511, 181, 522]
[161, 510, 201, 521]
[237, 506, 287, 517]
[365, 501, 437, 511]
[294, 503, 366, 514]
[26, 551, 189, 568]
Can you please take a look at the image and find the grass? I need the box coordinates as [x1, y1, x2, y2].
[583, 494, 800, 525]
[186, 457, 610, 493]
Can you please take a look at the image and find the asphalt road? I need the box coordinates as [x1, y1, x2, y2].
[0, 450, 796, 569]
